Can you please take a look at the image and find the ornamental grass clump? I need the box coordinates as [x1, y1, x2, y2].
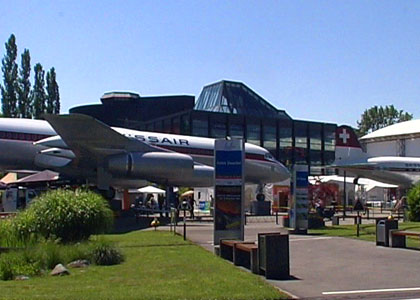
[90, 240, 124, 266]
[12, 189, 114, 243]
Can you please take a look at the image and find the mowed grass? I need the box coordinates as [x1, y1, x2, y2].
[309, 221, 420, 249]
[0, 230, 286, 300]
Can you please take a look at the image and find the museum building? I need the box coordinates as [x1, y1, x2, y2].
[70, 80, 337, 175]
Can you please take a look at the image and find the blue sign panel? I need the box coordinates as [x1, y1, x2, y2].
[296, 171, 309, 188]
[215, 150, 243, 179]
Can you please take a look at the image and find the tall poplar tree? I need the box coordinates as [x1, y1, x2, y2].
[46, 67, 60, 114]
[17, 49, 31, 118]
[31, 63, 46, 119]
[1, 34, 18, 117]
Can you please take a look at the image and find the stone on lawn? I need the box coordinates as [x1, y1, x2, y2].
[50, 264, 70, 276]
[68, 260, 90, 268]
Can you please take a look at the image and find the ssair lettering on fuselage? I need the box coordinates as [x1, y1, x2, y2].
[126, 134, 190, 146]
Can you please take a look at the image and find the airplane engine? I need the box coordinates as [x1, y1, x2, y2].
[106, 152, 194, 180]
[168, 164, 214, 187]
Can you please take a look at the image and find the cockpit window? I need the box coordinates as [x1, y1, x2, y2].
[264, 153, 275, 161]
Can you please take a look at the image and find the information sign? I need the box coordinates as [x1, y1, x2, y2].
[289, 164, 309, 233]
[213, 139, 244, 245]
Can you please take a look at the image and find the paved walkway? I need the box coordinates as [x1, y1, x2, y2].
[173, 220, 420, 299]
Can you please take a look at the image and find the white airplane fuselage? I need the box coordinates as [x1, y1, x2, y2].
[0, 118, 290, 188]
[333, 125, 420, 188]
[338, 156, 420, 188]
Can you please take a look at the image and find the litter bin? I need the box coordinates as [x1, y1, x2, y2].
[258, 233, 289, 280]
[376, 218, 398, 246]
[282, 216, 289, 227]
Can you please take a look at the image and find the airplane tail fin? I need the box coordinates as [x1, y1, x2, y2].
[334, 126, 368, 165]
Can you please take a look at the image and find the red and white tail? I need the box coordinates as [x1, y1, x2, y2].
[334, 126, 367, 165]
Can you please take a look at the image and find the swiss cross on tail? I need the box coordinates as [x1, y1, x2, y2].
[335, 126, 362, 148]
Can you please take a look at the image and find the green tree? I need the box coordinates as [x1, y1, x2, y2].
[407, 183, 420, 221]
[17, 49, 31, 118]
[31, 63, 46, 119]
[1, 34, 18, 117]
[46, 67, 60, 114]
[357, 105, 413, 137]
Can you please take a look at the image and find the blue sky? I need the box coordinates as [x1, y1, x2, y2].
[1, 1, 419, 126]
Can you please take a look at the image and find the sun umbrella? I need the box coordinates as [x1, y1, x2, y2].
[180, 190, 194, 198]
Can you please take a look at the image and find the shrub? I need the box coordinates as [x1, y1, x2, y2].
[90, 240, 124, 266]
[0, 219, 13, 247]
[0, 258, 13, 280]
[37, 241, 63, 270]
[12, 189, 114, 243]
[0, 248, 43, 280]
[407, 184, 420, 221]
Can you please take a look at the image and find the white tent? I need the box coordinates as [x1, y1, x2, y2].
[133, 186, 166, 194]
[309, 175, 397, 190]
[309, 175, 397, 205]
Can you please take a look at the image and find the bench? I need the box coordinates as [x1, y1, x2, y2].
[389, 230, 420, 248]
[219, 233, 290, 280]
[220, 240, 244, 261]
[233, 243, 259, 274]
[220, 240, 259, 274]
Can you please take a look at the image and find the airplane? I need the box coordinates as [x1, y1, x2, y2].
[0, 114, 290, 193]
[332, 125, 420, 188]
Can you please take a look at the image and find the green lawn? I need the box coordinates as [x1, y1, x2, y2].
[309, 221, 420, 248]
[0, 230, 287, 300]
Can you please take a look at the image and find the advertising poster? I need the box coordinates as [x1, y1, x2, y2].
[273, 185, 290, 212]
[213, 139, 244, 245]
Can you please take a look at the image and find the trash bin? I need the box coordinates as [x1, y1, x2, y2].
[282, 216, 289, 227]
[332, 216, 339, 225]
[258, 233, 289, 280]
[376, 218, 398, 246]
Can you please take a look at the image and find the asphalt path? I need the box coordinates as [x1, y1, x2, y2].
[173, 221, 420, 299]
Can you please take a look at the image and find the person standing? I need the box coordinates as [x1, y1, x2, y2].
[189, 196, 195, 219]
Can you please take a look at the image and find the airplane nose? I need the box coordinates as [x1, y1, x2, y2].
[273, 162, 290, 182]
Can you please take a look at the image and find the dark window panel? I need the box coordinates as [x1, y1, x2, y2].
[192, 118, 208, 137]
[246, 123, 261, 146]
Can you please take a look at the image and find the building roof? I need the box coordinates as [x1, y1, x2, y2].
[194, 80, 291, 119]
[360, 119, 420, 142]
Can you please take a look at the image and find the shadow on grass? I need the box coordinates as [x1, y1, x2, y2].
[121, 243, 193, 248]
[307, 233, 324, 236]
[112, 216, 171, 234]
[404, 246, 420, 252]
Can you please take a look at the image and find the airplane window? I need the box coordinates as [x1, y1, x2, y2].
[264, 153, 274, 160]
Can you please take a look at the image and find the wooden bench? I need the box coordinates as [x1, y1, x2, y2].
[220, 240, 244, 262]
[389, 230, 420, 248]
[220, 240, 259, 274]
[233, 243, 259, 274]
[219, 233, 290, 280]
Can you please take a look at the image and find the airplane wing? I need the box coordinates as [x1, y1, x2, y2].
[43, 114, 165, 162]
[332, 162, 377, 171]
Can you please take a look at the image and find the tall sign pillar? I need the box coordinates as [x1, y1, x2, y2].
[213, 139, 245, 245]
[289, 164, 309, 234]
